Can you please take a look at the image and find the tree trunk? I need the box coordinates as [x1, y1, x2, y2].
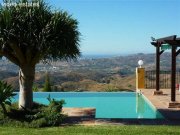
[19, 65, 35, 109]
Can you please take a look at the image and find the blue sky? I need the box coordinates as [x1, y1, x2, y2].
[45, 0, 180, 55]
[1, 0, 180, 55]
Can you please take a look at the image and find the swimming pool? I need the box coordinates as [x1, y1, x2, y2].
[13, 92, 163, 119]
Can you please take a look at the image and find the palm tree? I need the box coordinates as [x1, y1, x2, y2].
[0, 0, 80, 109]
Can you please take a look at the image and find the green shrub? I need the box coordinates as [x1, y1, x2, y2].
[23, 95, 66, 127]
[0, 95, 66, 127]
[45, 95, 66, 126]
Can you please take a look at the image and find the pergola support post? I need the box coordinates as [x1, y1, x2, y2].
[153, 44, 163, 95]
[169, 48, 180, 107]
[156, 45, 160, 91]
[171, 46, 176, 102]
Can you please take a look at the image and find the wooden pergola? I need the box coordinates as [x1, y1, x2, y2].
[151, 35, 180, 102]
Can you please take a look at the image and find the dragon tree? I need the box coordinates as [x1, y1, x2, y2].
[0, 0, 80, 109]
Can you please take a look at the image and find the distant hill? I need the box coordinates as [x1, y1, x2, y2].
[1, 52, 179, 73]
[0, 71, 17, 80]
[1, 52, 179, 92]
[3, 72, 136, 92]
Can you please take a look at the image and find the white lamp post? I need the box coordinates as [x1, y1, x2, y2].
[138, 60, 143, 68]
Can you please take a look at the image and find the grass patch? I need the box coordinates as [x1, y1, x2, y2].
[0, 125, 180, 135]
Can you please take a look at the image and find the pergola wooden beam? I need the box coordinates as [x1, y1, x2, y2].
[159, 50, 164, 55]
[165, 39, 180, 46]
[156, 35, 176, 43]
[176, 49, 180, 57]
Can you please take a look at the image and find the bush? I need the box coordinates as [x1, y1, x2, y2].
[0, 95, 66, 128]
[39, 95, 66, 126]
[22, 96, 65, 127]
[27, 95, 66, 127]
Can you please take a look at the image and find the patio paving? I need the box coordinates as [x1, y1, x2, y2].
[141, 89, 180, 120]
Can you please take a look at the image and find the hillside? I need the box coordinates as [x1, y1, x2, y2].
[2, 71, 136, 92]
[1, 53, 179, 92]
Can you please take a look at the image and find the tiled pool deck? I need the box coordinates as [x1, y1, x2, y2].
[142, 89, 180, 120]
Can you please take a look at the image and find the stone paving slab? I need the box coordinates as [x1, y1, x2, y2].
[62, 107, 96, 118]
[141, 89, 180, 120]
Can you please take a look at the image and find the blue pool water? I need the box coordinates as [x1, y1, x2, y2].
[13, 92, 163, 119]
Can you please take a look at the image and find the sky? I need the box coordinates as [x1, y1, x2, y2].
[1, 0, 180, 55]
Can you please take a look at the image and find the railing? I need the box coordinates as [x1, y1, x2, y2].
[145, 70, 180, 89]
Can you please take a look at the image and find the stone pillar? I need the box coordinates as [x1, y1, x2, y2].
[136, 67, 145, 91]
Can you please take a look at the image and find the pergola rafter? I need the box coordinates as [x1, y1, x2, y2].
[151, 35, 180, 102]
